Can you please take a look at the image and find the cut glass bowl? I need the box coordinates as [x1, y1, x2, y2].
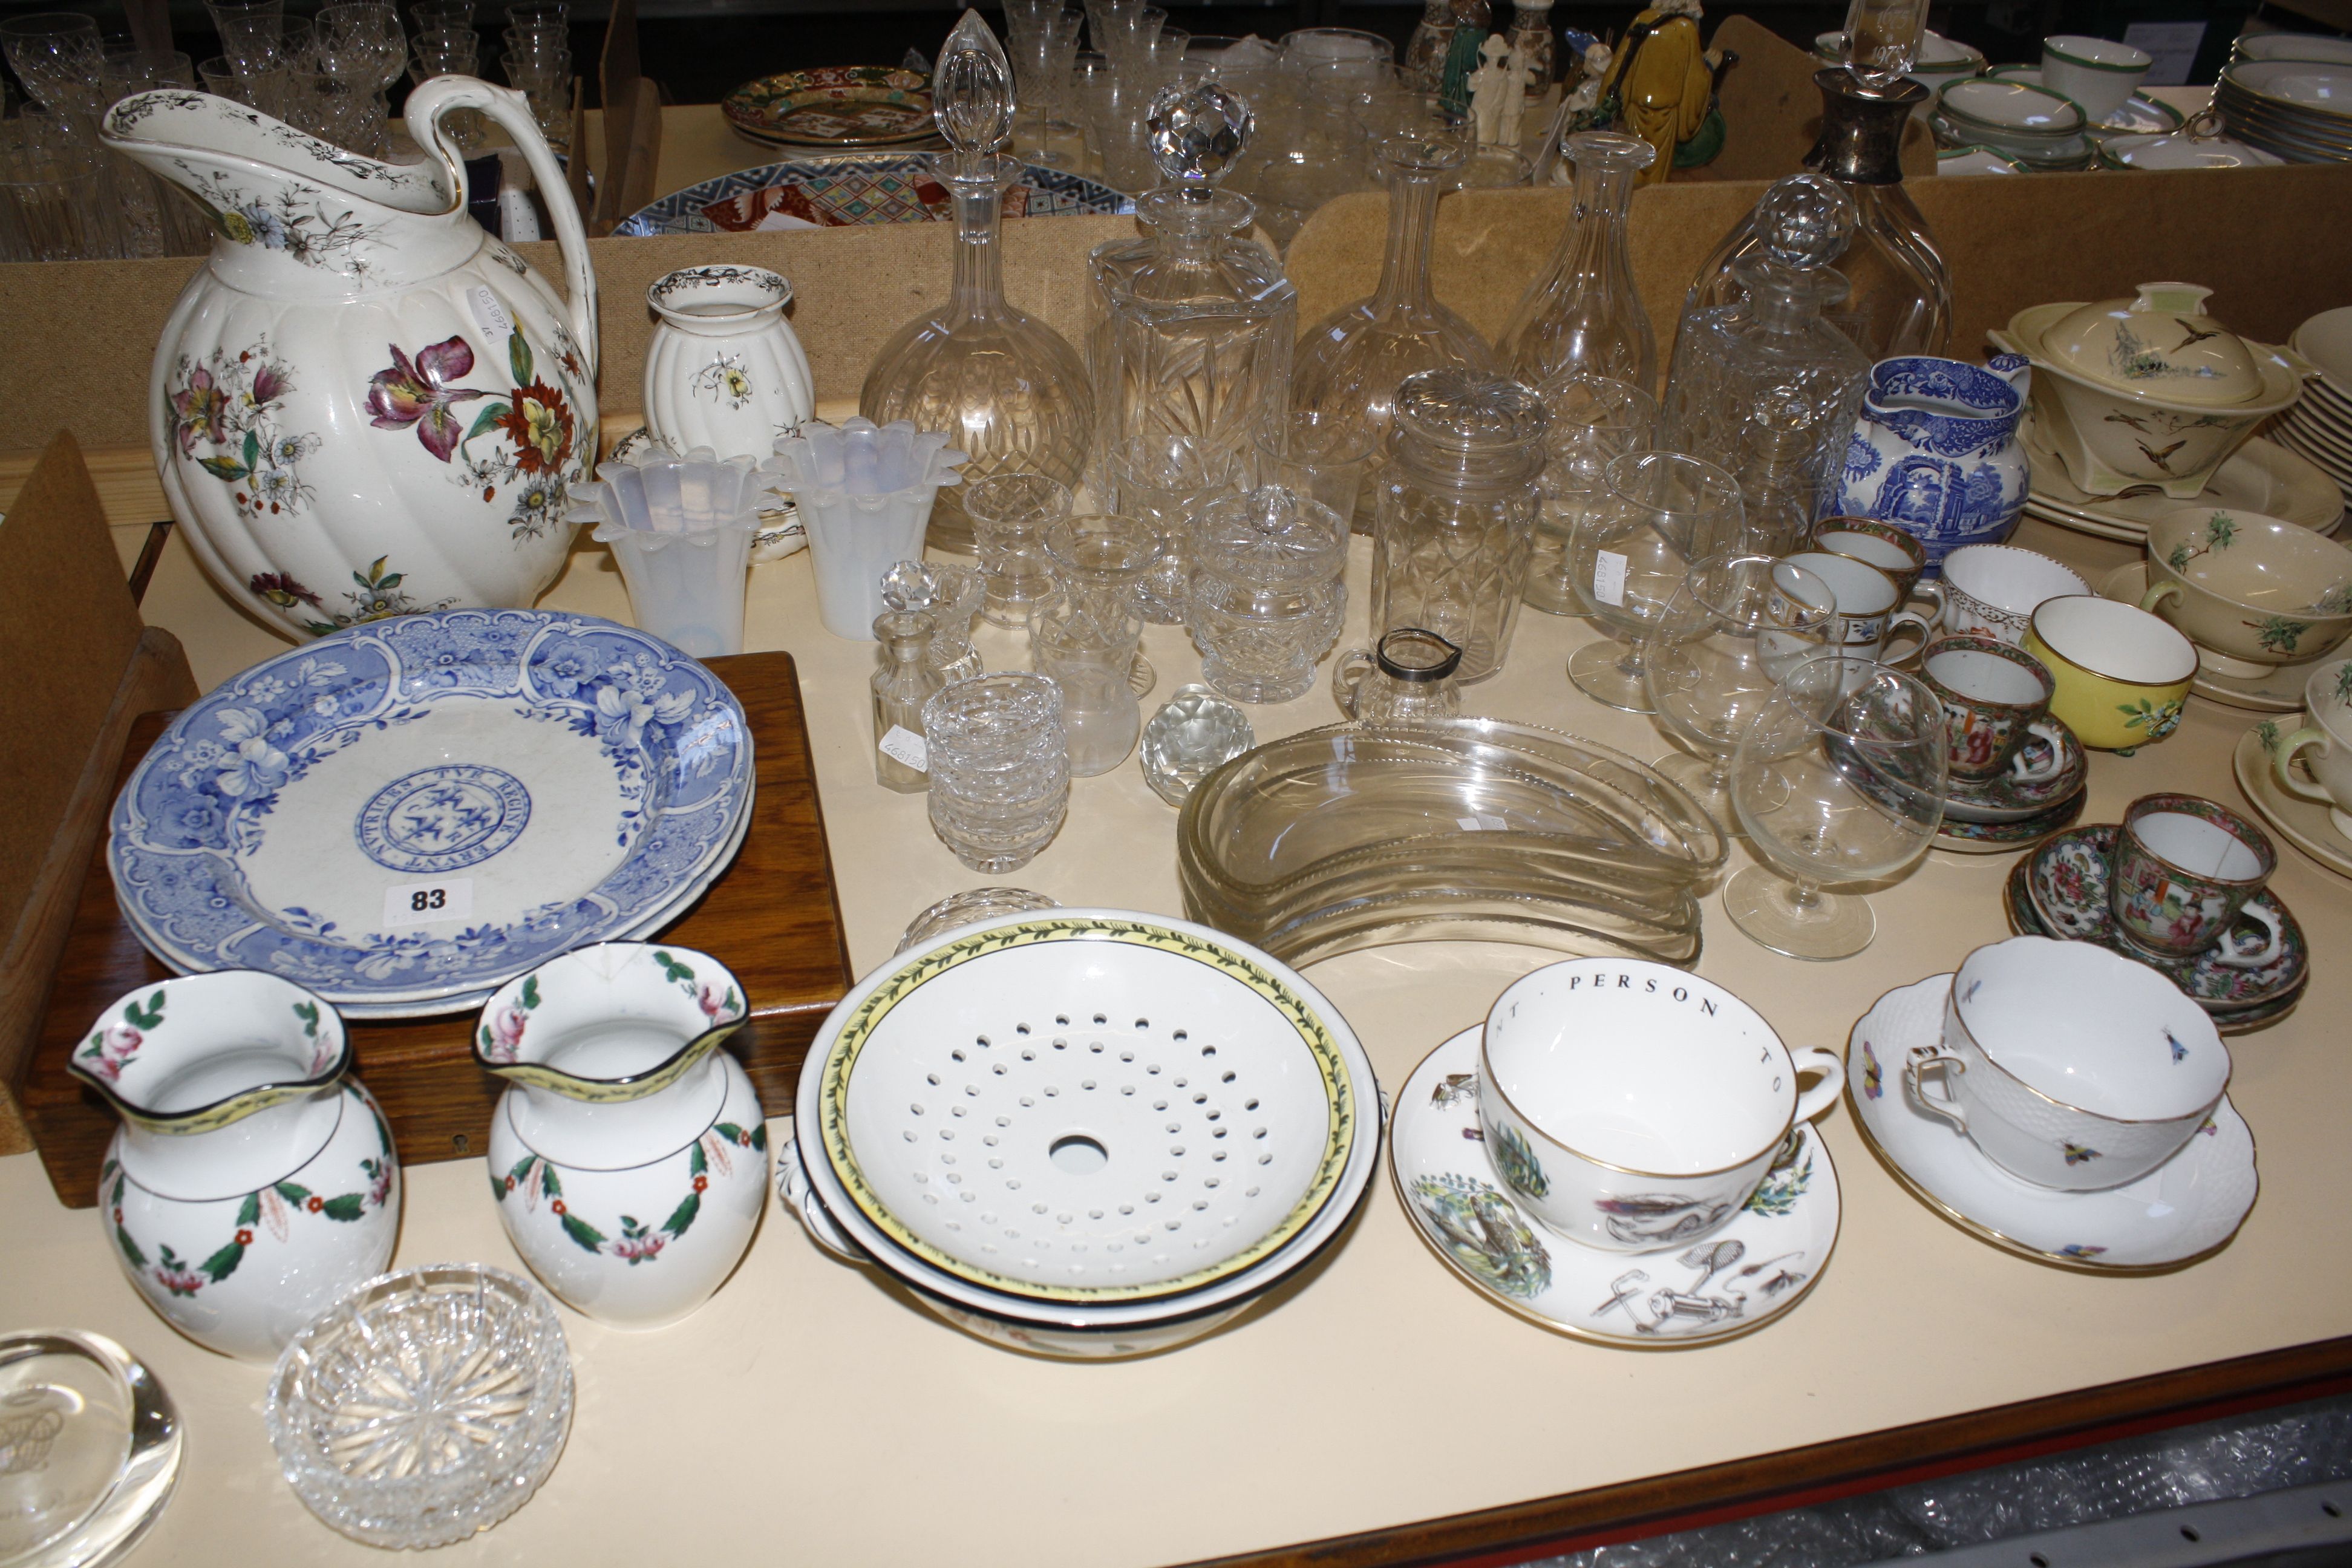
[265, 1264, 573, 1550]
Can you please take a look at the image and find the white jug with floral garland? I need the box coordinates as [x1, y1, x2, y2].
[102, 77, 598, 639]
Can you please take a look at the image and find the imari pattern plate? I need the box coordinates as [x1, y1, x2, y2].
[108, 610, 752, 1014]
[721, 66, 936, 149]
[1392, 1027, 1838, 1348]
[615, 154, 1132, 237]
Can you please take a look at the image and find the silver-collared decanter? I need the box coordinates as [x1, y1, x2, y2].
[1087, 81, 1297, 486]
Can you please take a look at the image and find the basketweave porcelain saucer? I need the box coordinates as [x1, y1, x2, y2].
[108, 610, 754, 1014]
[1938, 719, 2087, 825]
[1848, 976, 2259, 1270]
[2020, 825, 2308, 1014]
[1391, 1026, 1838, 1348]
[2235, 718, 2352, 880]
[2100, 562, 2336, 713]
[795, 910, 1381, 1324]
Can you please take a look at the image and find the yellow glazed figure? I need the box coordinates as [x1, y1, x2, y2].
[1603, 0, 1719, 184]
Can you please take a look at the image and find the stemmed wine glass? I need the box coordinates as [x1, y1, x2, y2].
[1725, 655, 1949, 959]
[1566, 449, 1743, 713]
[1642, 552, 1836, 829]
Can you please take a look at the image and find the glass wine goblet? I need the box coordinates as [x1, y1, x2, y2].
[1565, 449, 1743, 713]
[1724, 654, 1949, 960]
[1642, 552, 1836, 830]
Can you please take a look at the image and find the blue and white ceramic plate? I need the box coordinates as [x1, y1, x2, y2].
[109, 610, 754, 1014]
[614, 154, 1132, 237]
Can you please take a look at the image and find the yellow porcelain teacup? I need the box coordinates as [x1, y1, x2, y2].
[2022, 595, 2197, 751]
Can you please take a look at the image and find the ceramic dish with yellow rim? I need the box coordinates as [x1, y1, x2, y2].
[720, 66, 936, 149]
[2099, 561, 2341, 711]
[2236, 716, 2352, 878]
[1847, 975, 2258, 1270]
[799, 910, 1373, 1310]
[2024, 594, 2198, 750]
[1393, 1025, 1838, 1347]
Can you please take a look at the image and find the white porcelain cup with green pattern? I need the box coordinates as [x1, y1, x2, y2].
[2273, 657, 2352, 843]
[1476, 958, 1843, 1252]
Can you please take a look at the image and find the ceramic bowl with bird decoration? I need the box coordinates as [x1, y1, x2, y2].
[1991, 283, 2305, 500]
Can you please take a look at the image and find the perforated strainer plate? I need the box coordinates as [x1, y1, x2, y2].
[811, 915, 1361, 1303]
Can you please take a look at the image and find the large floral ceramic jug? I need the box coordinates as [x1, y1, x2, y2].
[103, 78, 598, 639]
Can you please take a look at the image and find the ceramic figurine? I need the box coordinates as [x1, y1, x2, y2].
[477, 943, 768, 1330]
[103, 79, 598, 641]
[1830, 355, 2031, 570]
[642, 265, 815, 463]
[1469, 34, 1514, 143]
[1592, 0, 1727, 183]
[72, 973, 401, 1362]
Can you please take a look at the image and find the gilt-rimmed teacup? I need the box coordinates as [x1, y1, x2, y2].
[1478, 958, 1844, 1252]
[2109, 792, 2281, 967]
[1811, 516, 1930, 603]
[1904, 936, 2227, 1191]
[1915, 543, 2089, 645]
[1919, 633, 2065, 785]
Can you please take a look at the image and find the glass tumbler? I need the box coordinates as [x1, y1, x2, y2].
[1566, 449, 1745, 713]
[1255, 408, 1377, 534]
[923, 673, 1071, 873]
[1641, 552, 1837, 829]
[1042, 510, 1164, 695]
[1031, 598, 1144, 776]
[964, 471, 1071, 630]
[1524, 373, 1658, 616]
[1369, 368, 1550, 684]
[1186, 486, 1348, 704]
[1108, 433, 1243, 624]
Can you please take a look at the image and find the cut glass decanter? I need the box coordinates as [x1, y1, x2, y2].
[1497, 130, 1657, 391]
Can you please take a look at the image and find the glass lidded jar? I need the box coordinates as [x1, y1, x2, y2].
[1185, 486, 1348, 704]
[1370, 368, 1550, 683]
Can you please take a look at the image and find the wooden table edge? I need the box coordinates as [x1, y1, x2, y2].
[1179, 1335, 2352, 1568]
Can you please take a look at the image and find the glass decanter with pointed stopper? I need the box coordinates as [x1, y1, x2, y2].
[1087, 81, 1298, 485]
[1660, 174, 1872, 519]
[1497, 130, 1656, 391]
[1290, 128, 1497, 526]
[1678, 67, 1950, 362]
[862, 11, 1094, 555]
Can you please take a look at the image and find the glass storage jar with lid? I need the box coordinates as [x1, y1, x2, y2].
[1369, 368, 1550, 684]
[1185, 486, 1348, 704]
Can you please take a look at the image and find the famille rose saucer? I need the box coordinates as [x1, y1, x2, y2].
[1848, 976, 2259, 1271]
[1933, 789, 2085, 855]
[1938, 719, 2087, 825]
[1391, 1027, 1838, 1348]
[2017, 825, 2309, 1017]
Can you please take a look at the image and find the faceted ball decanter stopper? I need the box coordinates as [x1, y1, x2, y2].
[1752, 171, 1856, 272]
[1145, 79, 1252, 199]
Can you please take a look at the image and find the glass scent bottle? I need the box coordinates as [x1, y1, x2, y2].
[881, 558, 987, 681]
[1291, 130, 1498, 528]
[1370, 368, 1550, 684]
[1680, 75, 1950, 362]
[862, 13, 1093, 554]
[1661, 174, 1872, 518]
[871, 609, 947, 793]
[1088, 82, 1298, 485]
[1497, 131, 1657, 392]
[1404, 0, 1455, 93]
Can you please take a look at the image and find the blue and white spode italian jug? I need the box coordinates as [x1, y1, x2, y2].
[102, 77, 598, 641]
[1829, 354, 2031, 572]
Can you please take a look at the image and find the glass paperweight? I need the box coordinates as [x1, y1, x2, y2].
[1140, 683, 1255, 805]
[895, 886, 1062, 953]
[863, 16, 1092, 554]
[1087, 82, 1298, 485]
[1661, 174, 1872, 520]
[1292, 128, 1498, 526]
[1497, 131, 1656, 391]
[0, 1330, 180, 1568]
[264, 1264, 573, 1551]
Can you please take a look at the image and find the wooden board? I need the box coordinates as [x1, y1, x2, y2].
[14, 648, 851, 1207]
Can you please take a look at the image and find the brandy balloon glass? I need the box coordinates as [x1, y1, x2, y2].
[1565, 449, 1743, 712]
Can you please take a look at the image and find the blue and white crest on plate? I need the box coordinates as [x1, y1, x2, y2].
[109, 610, 753, 1013]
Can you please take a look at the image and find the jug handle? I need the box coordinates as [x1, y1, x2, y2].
[405, 75, 599, 382]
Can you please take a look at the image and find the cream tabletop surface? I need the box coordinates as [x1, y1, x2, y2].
[6, 420, 2350, 1566]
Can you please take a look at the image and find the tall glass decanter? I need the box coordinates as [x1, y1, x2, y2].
[1677, 70, 1950, 362]
[1660, 174, 1872, 518]
[1496, 130, 1656, 390]
[863, 11, 1093, 552]
[1088, 81, 1298, 486]
[1290, 128, 1497, 525]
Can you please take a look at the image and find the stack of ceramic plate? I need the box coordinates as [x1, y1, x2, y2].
[1933, 77, 2094, 168]
[108, 610, 755, 1020]
[1984, 64, 2186, 137]
[2017, 411, 2344, 543]
[1175, 719, 1727, 968]
[787, 910, 1383, 1358]
[2275, 305, 2352, 505]
[2005, 826, 2308, 1031]
[720, 67, 938, 151]
[2216, 53, 2352, 163]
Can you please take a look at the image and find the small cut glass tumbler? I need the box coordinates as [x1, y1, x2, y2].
[1031, 597, 1145, 776]
[923, 673, 1071, 872]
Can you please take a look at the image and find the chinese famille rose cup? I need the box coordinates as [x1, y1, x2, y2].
[1918, 634, 2066, 785]
[2108, 793, 2282, 967]
[1905, 936, 2227, 1192]
[1477, 959, 1843, 1252]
